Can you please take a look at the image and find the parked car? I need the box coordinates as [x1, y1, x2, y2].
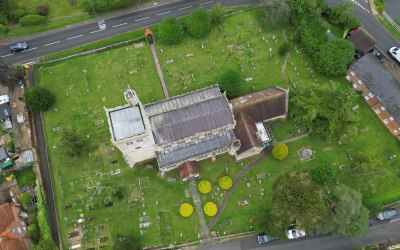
[287, 228, 307, 239]
[257, 234, 278, 244]
[9, 42, 29, 52]
[373, 49, 385, 63]
[377, 208, 398, 221]
[389, 47, 400, 63]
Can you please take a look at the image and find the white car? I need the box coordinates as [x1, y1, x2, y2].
[287, 229, 307, 239]
[389, 47, 400, 63]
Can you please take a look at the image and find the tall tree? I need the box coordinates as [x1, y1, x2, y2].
[260, 0, 290, 29]
[186, 8, 212, 38]
[328, 2, 361, 28]
[23, 86, 56, 112]
[319, 184, 369, 237]
[290, 82, 357, 140]
[288, 0, 322, 24]
[61, 128, 92, 158]
[315, 38, 355, 76]
[158, 17, 184, 44]
[218, 69, 242, 98]
[270, 172, 327, 232]
[113, 234, 141, 250]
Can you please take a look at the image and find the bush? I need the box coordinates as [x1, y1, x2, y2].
[218, 69, 242, 99]
[278, 42, 290, 55]
[204, 202, 217, 217]
[18, 192, 32, 207]
[179, 203, 194, 217]
[0, 13, 7, 25]
[271, 144, 289, 160]
[210, 3, 224, 25]
[312, 164, 337, 184]
[219, 176, 233, 190]
[114, 188, 124, 201]
[198, 180, 211, 194]
[19, 15, 47, 26]
[158, 17, 184, 44]
[61, 128, 92, 158]
[186, 8, 212, 38]
[28, 221, 40, 244]
[295, 17, 327, 55]
[23, 86, 55, 111]
[0, 24, 9, 33]
[373, 0, 385, 13]
[16, 65, 25, 78]
[36, 6, 49, 16]
[8, 9, 27, 23]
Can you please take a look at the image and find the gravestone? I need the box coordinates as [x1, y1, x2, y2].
[166, 59, 174, 65]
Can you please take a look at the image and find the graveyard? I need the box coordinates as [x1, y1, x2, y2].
[35, 9, 400, 248]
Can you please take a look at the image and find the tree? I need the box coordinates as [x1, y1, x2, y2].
[260, 0, 290, 29]
[319, 184, 369, 237]
[351, 150, 380, 175]
[312, 164, 337, 184]
[157, 17, 184, 44]
[204, 202, 218, 217]
[198, 180, 212, 194]
[60, 128, 91, 158]
[179, 203, 194, 217]
[218, 69, 242, 98]
[295, 17, 327, 55]
[186, 8, 212, 38]
[219, 176, 233, 190]
[271, 172, 327, 232]
[315, 38, 355, 76]
[328, 2, 360, 28]
[18, 192, 32, 207]
[0, 60, 19, 87]
[290, 83, 357, 140]
[31, 238, 58, 250]
[23, 86, 55, 112]
[210, 2, 224, 25]
[288, 0, 322, 24]
[113, 234, 141, 250]
[271, 144, 289, 160]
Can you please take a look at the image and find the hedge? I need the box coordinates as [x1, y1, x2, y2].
[19, 15, 47, 26]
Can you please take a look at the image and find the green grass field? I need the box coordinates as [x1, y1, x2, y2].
[36, 9, 400, 247]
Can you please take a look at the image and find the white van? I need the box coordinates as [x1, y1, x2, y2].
[389, 47, 400, 63]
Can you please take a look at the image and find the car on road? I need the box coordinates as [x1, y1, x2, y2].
[257, 234, 278, 244]
[287, 228, 307, 239]
[9, 42, 29, 52]
[377, 208, 398, 221]
[389, 47, 400, 63]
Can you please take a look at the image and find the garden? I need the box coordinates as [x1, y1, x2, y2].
[34, 5, 400, 249]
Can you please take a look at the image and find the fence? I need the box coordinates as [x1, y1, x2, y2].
[383, 11, 400, 33]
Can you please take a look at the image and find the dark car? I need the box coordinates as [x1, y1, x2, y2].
[9, 42, 29, 52]
[373, 49, 385, 63]
[257, 234, 278, 244]
[377, 208, 398, 221]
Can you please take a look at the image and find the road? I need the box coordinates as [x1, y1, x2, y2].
[0, 0, 258, 65]
[385, 0, 400, 21]
[201, 213, 400, 250]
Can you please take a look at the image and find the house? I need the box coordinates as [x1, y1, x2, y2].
[0, 203, 30, 250]
[106, 85, 240, 176]
[230, 87, 289, 160]
[347, 54, 400, 140]
[0, 103, 11, 121]
[346, 27, 376, 58]
[0, 148, 13, 171]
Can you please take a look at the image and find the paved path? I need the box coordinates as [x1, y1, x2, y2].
[207, 147, 272, 230]
[278, 133, 309, 144]
[190, 178, 211, 243]
[149, 43, 169, 98]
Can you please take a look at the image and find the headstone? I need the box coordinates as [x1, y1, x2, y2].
[246, 183, 251, 188]
[146, 164, 153, 170]
[245, 77, 253, 82]
[166, 59, 174, 65]
[186, 53, 193, 58]
[352, 105, 359, 111]
[134, 43, 144, 49]
[167, 177, 176, 183]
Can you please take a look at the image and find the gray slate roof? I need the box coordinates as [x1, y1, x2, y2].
[0, 148, 8, 162]
[156, 130, 236, 168]
[144, 85, 234, 144]
[0, 103, 11, 120]
[350, 54, 400, 122]
[109, 106, 145, 141]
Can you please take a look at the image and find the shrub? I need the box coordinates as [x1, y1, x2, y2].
[158, 17, 184, 44]
[114, 188, 124, 201]
[278, 42, 290, 55]
[186, 8, 212, 38]
[204, 202, 217, 217]
[210, 3, 224, 25]
[373, 0, 385, 13]
[5, 174, 15, 181]
[0, 13, 7, 25]
[179, 203, 194, 217]
[18, 192, 32, 207]
[272, 144, 289, 160]
[36, 6, 49, 16]
[23, 86, 55, 111]
[198, 180, 211, 194]
[28, 221, 40, 244]
[0, 24, 9, 33]
[8, 9, 27, 23]
[19, 15, 47, 26]
[218, 69, 242, 99]
[312, 164, 337, 184]
[219, 176, 233, 190]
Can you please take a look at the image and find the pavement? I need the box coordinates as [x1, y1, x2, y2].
[385, 0, 400, 21]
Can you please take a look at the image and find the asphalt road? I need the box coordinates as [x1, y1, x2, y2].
[385, 0, 400, 21]
[0, 0, 258, 65]
[201, 212, 400, 250]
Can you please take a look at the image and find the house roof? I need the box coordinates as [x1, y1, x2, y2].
[0, 104, 11, 120]
[108, 106, 145, 141]
[178, 161, 200, 180]
[156, 130, 236, 168]
[347, 27, 376, 54]
[144, 85, 234, 144]
[0, 204, 27, 250]
[350, 54, 400, 123]
[234, 112, 262, 154]
[0, 148, 8, 162]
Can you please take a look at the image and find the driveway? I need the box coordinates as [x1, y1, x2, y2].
[385, 0, 400, 21]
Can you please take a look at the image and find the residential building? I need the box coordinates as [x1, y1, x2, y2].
[0, 203, 30, 250]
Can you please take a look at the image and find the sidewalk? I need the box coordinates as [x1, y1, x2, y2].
[0, 0, 185, 44]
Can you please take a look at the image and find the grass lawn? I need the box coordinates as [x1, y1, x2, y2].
[36, 8, 400, 247]
[15, 166, 36, 188]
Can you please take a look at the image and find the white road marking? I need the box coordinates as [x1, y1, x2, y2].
[390, 218, 400, 223]
[44, 41, 61, 47]
[199, 1, 213, 5]
[90, 30, 102, 34]
[177, 6, 192, 11]
[67, 34, 83, 40]
[22, 61, 36, 65]
[135, 17, 150, 22]
[157, 11, 171, 16]
[21, 47, 37, 52]
[112, 22, 128, 28]
[0, 54, 13, 58]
